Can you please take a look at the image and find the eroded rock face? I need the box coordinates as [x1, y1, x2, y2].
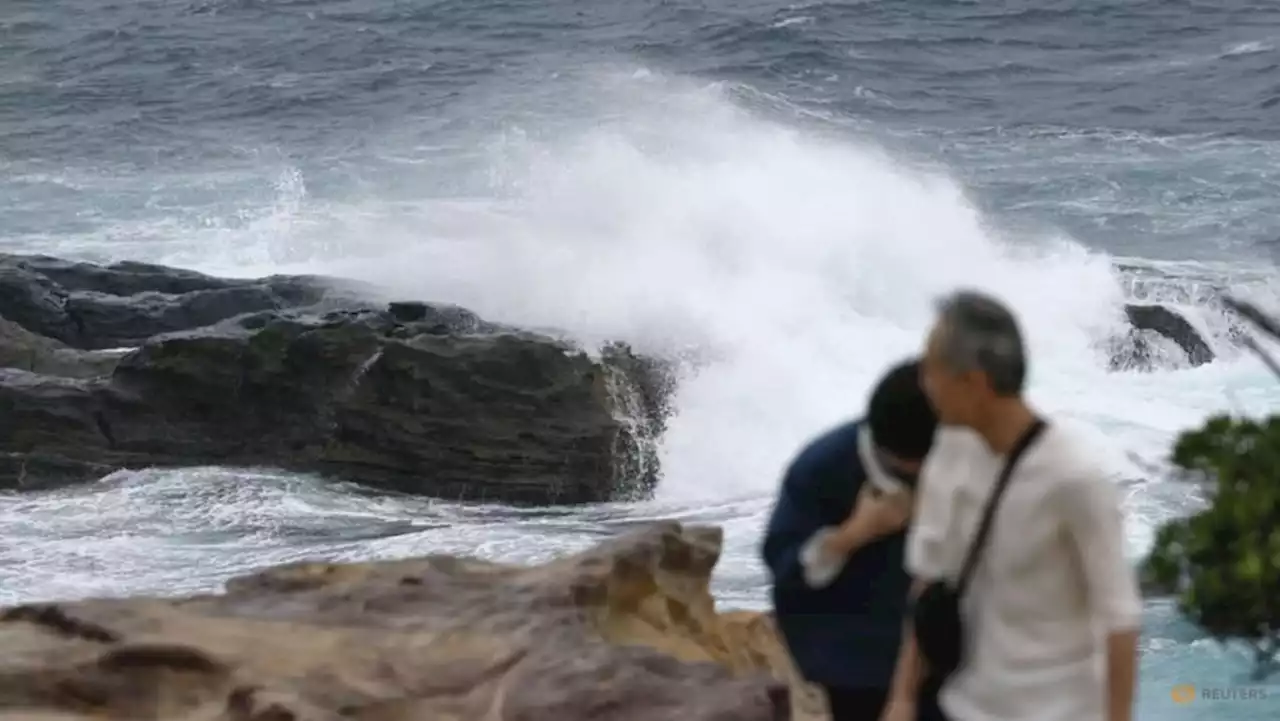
[0, 254, 673, 504]
[0, 523, 802, 721]
[0, 317, 126, 380]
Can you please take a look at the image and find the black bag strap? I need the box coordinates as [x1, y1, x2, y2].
[954, 418, 1047, 596]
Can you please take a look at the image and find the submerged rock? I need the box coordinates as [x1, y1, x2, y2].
[0, 253, 673, 504]
[1107, 303, 1216, 371]
[1124, 303, 1215, 366]
[0, 522, 811, 721]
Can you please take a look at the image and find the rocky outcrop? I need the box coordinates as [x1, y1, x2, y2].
[0, 254, 673, 504]
[1107, 262, 1270, 372]
[1125, 304, 1215, 365]
[0, 522, 813, 721]
[1107, 303, 1216, 372]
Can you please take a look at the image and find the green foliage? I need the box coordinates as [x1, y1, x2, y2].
[1143, 413, 1280, 680]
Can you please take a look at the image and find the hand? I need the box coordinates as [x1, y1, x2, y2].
[823, 484, 912, 556]
[879, 696, 917, 721]
[848, 483, 912, 538]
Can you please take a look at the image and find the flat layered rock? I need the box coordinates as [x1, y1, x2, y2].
[0, 523, 815, 721]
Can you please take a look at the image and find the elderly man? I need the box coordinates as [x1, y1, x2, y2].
[882, 290, 1142, 721]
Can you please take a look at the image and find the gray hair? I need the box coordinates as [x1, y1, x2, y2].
[934, 289, 1027, 396]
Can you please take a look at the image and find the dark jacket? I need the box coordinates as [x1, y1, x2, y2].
[761, 420, 911, 689]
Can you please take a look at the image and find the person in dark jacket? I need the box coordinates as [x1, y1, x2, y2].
[762, 358, 941, 721]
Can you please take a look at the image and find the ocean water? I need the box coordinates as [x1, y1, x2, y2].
[3, 0, 1280, 717]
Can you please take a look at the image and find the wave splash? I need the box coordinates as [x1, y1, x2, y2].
[131, 69, 1275, 507]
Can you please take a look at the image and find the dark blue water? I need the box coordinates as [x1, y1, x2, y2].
[3, 1, 1280, 718]
[5, 0, 1280, 259]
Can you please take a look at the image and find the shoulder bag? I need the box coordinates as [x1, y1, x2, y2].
[912, 418, 1048, 686]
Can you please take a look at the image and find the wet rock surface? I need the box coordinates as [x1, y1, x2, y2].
[1108, 302, 1218, 371]
[0, 253, 672, 504]
[0, 522, 812, 721]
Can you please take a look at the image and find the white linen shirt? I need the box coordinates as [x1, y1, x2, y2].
[905, 423, 1143, 721]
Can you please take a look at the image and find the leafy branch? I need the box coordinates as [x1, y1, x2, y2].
[1142, 295, 1280, 682]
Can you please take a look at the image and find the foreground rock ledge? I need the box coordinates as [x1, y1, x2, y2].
[0, 253, 673, 504]
[0, 522, 824, 721]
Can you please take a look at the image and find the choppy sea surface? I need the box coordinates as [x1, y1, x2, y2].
[3, 1, 1280, 717]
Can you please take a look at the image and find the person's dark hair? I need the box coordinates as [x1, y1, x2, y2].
[866, 358, 938, 460]
[934, 289, 1027, 396]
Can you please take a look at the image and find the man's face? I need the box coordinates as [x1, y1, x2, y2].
[862, 426, 924, 499]
[920, 321, 982, 427]
[875, 447, 923, 488]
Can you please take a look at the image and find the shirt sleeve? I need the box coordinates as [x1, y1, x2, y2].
[904, 433, 953, 580]
[761, 457, 829, 590]
[1059, 471, 1144, 632]
[798, 526, 847, 588]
